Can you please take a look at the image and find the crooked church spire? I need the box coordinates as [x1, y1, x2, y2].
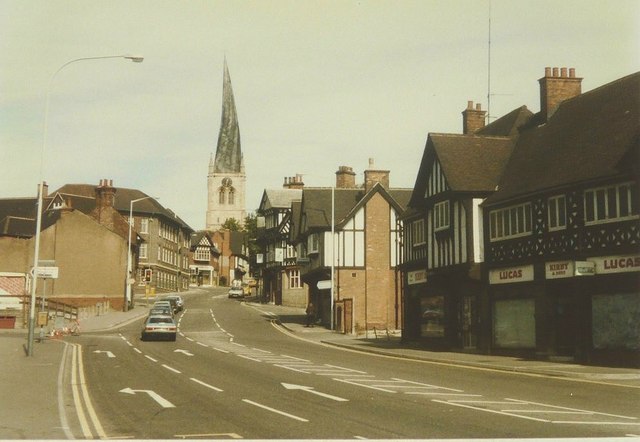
[206, 59, 247, 231]
[213, 59, 243, 173]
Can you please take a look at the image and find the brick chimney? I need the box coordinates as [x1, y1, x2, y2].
[335, 166, 356, 189]
[462, 101, 486, 134]
[95, 179, 116, 209]
[283, 174, 305, 190]
[539, 67, 582, 121]
[364, 158, 390, 192]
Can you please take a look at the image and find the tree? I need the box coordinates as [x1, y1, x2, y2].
[221, 218, 241, 231]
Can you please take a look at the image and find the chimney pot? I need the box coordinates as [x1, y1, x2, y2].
[462, 100, 486, 134]
[539, 67, 582, 121]
[545, 67, 551, 76]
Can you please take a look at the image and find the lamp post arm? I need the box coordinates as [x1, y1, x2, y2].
[28, 54, 143, 355]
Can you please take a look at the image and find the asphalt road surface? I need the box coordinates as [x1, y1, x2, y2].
[71, 287, 640, 440]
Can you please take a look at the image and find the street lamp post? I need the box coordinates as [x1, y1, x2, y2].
[125, 196, 157, 312]
[27, 54, 143, 356]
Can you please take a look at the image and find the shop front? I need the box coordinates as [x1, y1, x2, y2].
[404, 267, 481, 351]
[489, 255, 640, 366]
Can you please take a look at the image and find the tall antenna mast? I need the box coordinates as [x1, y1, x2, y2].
[487, 0, 492, 122]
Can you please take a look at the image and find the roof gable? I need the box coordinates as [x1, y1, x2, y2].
[410, 134, 515, 207]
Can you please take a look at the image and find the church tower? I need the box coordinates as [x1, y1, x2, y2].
[206, 59, 246, 230]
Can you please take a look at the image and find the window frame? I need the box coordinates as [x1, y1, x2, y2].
[433, 200, 450, 232]
[411, 219, 426, 246]
[584, 182, 639, 225]
[489, 202, 532, 241]
[547, 195, 567, 231]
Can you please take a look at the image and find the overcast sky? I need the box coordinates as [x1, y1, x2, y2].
[1, 0, 638, 230]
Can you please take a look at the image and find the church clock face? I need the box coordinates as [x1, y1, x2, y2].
[222, 178, 233, 187]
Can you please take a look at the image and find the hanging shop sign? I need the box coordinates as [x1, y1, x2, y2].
[545, 261, 574, 279]
[489, 265, 534, 285]
[590, 254, 640, 275]
[407, 269, 427, 285]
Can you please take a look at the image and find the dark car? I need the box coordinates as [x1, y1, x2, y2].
[141, 315, 177, 341]
[164, 295, 184, 312]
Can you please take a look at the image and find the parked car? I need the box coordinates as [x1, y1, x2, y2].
[141, 315, 177, 341]
[164, 295, 184, 312]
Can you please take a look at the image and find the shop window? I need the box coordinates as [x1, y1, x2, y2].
[493, 298, 535, 348]
[420, 296, 444, 338]
[592, 293, 640, 350]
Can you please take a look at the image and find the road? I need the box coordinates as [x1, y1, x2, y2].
[71, 287, 640, 439]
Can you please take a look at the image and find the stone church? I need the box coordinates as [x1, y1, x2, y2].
[206, 59, 246, 230]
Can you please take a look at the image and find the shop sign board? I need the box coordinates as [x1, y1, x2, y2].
[407, 269, 427, 285]
[574, 261, 596, 276]
[590, 254, 640, 275]
[545, 261, 574, 279]
[489, 265, 534, 285]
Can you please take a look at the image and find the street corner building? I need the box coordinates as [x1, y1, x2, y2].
[401, 68, 640, 367]
[0, 179, 194, 324]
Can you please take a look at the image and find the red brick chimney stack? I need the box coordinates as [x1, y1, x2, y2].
[539, 66, 582, 121]
[283, 174, 305, 190]
[335, 166, 357, 189]
[95, 179, 116, 209]
[462, 101, 487, 134]
[364, 158, 390, 191]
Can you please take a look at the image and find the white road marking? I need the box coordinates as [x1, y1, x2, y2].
[162, 364, 182, 374]
[190, 378, 223, 392]
[120, 388, 175, 408]
[242, 399, 308, 422]
[133, 348, 142, 354]
[145, 355, 158, 363]
[281, 383, 349, 402]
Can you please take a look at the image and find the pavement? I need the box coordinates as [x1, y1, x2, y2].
[1, 290, 639, 439]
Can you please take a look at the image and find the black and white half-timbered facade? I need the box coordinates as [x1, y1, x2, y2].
[482, 70, 639, 366]
[255, 180, 304, 307]
[292, 164, 411, 334]
[401, 102, 529, 350]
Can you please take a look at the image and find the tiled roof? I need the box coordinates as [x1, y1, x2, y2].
[299, 185, 412, 231]
[476, 106, 534, 137]
[432, 134, 515, 193]
[485, 71, 640, 205]
[260, 189, 302, 211]
[52, 184, 193, 230]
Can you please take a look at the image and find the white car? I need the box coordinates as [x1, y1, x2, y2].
[141, 315, 177, 341]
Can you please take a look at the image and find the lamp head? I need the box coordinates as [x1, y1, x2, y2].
[125, 55, 144, 63]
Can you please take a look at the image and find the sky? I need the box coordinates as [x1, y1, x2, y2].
[1, 0, 638, 231]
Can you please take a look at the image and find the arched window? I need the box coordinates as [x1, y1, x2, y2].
[228, 188, 235, 204]
[218, 188, 225, 204]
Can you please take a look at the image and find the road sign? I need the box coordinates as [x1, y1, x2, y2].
[35, 266, 59, 279]
[317, 280, 332, 290]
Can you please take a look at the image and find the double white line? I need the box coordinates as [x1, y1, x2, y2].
[65, 343, 107, 439]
